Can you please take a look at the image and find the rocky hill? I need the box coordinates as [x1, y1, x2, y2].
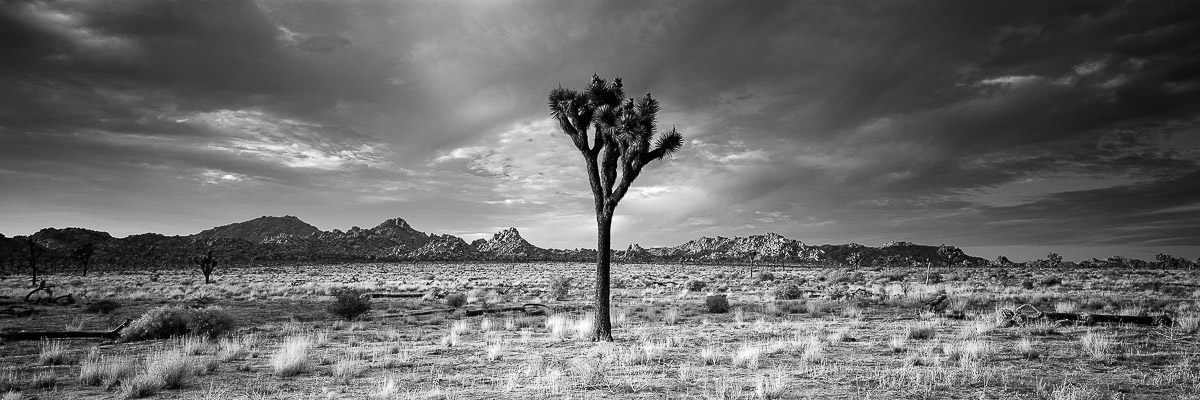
[196, 215, 320, 243]
[473, 228, 549, 259]
[0, 215, 999, 270]
[631, 233, 823, 262]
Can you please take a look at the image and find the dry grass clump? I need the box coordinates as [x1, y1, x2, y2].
[957, 320, 989, 338]
[700, 344, 722, 365]
[1079, 331, 1116, 362]
[570, 356, 611, 386]
[271, 336, 312, 377]
[943, 339, 994, 367]
[1175, 314, 1200, 334]
[486, 339, 505, 361]
[731, 343, 764, 369]
[799, 335, 825, 364]
[38, 339, 78, 365]
[216, 334, 256, 362]
[120, 350, 193, 398]
[79, 352, 137, 388]
[664, 307, 681, 325]
[1022, 319, 1059, 336]
[888, 334, 908, 353]
[1016, 337, 1040, 360]
[546, 314, 571, 340]
[906, 322, 937, 340]
[1054, 301, 1079, 314]
[331, 355, 367, 384]
[574, 315, 596, 340]
[754, 370, 788, 400]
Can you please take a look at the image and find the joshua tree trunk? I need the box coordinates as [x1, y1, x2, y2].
[593, 210, 614, 341]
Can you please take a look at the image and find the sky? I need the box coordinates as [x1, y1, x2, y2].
[1, 1, 1198, 262]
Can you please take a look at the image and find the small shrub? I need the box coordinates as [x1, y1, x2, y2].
[685, 279, 707, 292]
[1021, 280, 1035, 290]
[85, 299, 122, 314]
[548, 276, 572, 300]
[122, 306, 192, 341]
[1040, 276, 1063, 287]
[705, 295, 730, 313]
[771, 284, 803, 300]
[327, 288, 372, 321]
[445, 293, 468, 308]
[753, 271, 774, 282]
[188, 307, 236, 339]
[121, 306, 235, 341]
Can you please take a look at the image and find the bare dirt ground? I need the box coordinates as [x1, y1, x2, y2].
[1, 262, 1197, 399]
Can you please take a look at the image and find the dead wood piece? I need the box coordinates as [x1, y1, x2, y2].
[367, 292, 425, 299]
[0, 306, 39, 318]
[379, 303, 550, 319]
[0, 319, 132, 341]
[25, 280, 53, 303]
[924, 294, 949, 311]
[1000, 304, 1172, 327]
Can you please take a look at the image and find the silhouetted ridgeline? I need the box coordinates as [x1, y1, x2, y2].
[0, 216, 1194, 273]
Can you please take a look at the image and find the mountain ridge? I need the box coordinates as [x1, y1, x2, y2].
[0, 214, 1000, 268]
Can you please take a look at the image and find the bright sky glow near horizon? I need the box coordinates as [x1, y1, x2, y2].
[1, 1, 1198, 262]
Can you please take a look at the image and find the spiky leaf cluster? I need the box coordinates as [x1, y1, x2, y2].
[548, 74, 683, 209]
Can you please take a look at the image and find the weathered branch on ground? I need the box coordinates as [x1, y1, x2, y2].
[25, 280, 52, 302]
[378, 303, 550, 319]
[0, 319, 131, 341]
[0, 305, 39, 318]
[366, 292, 425, 299]
[998, 304, 1172, 327]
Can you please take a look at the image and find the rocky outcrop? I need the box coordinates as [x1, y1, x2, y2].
[473, 228, 548, 258]
[633, 233, 823, 262]
[411, 234, 478, 260]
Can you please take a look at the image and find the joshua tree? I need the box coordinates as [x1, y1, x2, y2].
[193, 249, 219, 284]
[548, 74, 684, 341]
[72, 243, 96, 276]
[24, 238, 44, 286]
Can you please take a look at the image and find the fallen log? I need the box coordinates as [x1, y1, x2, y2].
[367, 292, 426, 299]
[999, 304, 1172, 327]
[379, 303, 550, 319]
[0, 305, 39, 318]
[0, 319, 132, 341]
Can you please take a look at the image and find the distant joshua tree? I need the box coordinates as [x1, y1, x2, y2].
[72, 243, 96, 276]
[548, 74, 684, 341]
[193, 249, 219, 284]
[25, 238, 44, 286]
